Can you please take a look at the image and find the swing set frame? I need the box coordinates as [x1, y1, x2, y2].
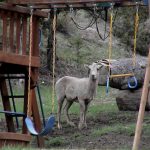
[0, 0, 149, 149]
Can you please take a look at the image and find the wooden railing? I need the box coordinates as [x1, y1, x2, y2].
[0, 4, 47, 67]
[0, 11, 29, 55]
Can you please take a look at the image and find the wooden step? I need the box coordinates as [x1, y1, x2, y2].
[0, 111, 25, 117]
[0, 132, 31, 148]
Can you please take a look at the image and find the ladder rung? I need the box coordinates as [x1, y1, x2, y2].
[0, 111, 25, 117]
[0, 76, 25, 79]
[3, 95, 25, 98]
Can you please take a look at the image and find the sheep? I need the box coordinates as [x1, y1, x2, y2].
[55, 62, 105, 130]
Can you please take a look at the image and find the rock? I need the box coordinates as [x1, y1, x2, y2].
[116, 88, 150, 111]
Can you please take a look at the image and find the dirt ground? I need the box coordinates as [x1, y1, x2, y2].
[1, 101, 150, 150]
[44, 110, 150, 150]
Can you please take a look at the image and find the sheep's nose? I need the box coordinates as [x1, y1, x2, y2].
[92, 75, 96, 80]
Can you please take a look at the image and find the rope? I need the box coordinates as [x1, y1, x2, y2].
[106, 5, 113, 94]
[108, 4, 139, 78]
[108, 5, 113, 78]
[133, 5, 139, 67]
[51, 9, 57, 114]
[27, 8, 33, 117]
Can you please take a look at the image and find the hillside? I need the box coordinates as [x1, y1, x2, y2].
[41, 10, 127, 78]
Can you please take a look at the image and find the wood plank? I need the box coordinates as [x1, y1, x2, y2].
[0, 3, 48, 18]
[6, 0, 131, 4]
[2, 13, 7, 52]
[132, 47, 150, 150]
[0, 132, 31, 141]
[9, 14, 15, 53]
[16, 14, 21, 54]
[32, 16, 39, 56]
[31, 89, 44, 147]
[0, 52, 40, 67]
[0, 79, 15, 132]
[30, 2, 144, 9]
[22, 17, 27, 55]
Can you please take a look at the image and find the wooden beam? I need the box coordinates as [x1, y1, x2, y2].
[0, 52, 40, 67]
[132, 46, 150, 150]
[0, 132, 31, 142]
[6, 0, 133, 5]
[0, 3, 48, 17]
[0, 132, 31, 148]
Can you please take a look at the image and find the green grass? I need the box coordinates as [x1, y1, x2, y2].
[91, 123, 135, 137]
[46, 137, 67, 147]
[1, 146, 34, 150]
[91, 122, 150, 138]
[1, 84, 150, 150]
[0, 85, 118, 119]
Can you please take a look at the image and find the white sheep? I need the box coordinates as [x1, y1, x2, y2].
[55, 62, 105, 130]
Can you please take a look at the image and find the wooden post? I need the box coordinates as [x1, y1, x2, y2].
[132, 46, 150, 150]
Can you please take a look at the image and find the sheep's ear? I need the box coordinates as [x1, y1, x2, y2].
[97, 64, 102, 69]
[84, 64, 90, 69]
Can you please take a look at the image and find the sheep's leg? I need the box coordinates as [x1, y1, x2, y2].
[83, 103, 89, 128]
[57, 98, 64, 129]
[64, 101, 75, 127]
[78, 100, 85, 130]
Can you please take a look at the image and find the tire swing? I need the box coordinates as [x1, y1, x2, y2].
[106, 4, 138, 93]
[25, 8, 56, 136]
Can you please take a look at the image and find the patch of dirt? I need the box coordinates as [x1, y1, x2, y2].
[44, 111, 150, 150]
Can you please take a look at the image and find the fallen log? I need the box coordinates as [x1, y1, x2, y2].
[98, 56, 147, 90]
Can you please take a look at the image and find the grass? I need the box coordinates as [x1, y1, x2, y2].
[91, 123, 135, 137]
[46, 137, 67, 147]
[1, 84, 150, 150]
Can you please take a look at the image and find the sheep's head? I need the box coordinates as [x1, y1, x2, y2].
[88, 63, 102, 80]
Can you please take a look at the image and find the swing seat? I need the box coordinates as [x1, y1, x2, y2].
[25, 115, 55, 136]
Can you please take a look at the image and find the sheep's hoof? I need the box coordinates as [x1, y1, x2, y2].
[68, 121, 76, 127]
[78, 123, 84, 130]
[57, 123, 62, 130]
[84, 123, 87, 129]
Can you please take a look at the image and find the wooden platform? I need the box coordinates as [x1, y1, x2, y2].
[0, 132, 31, 148]
[6, 0, 145, 9]
[0, 52, 40, 67]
